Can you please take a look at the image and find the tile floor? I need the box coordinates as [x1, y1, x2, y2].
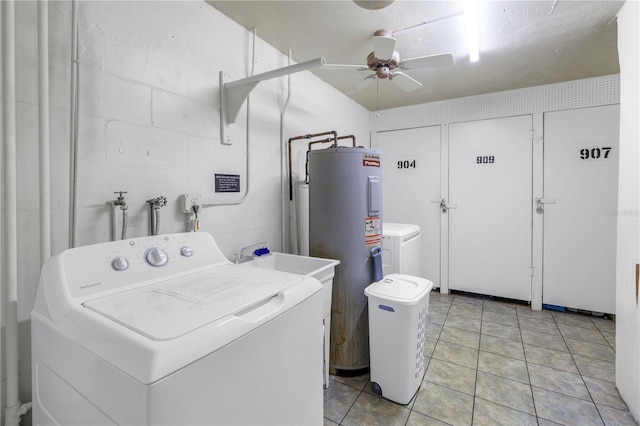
[323, 290, 638, 426]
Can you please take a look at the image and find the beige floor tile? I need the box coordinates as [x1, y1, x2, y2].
[439, 326, 480, 349]
[445, 314, 482, 333]
[341, 392, 410, 426]
[573, 354, 615, 382]
[565, 337, 615, 362]
[425, 358, 477, 395]
[481, 321, 521, 342]
[323, 379, 361, 424]
[521, 328, 568, 352]
[528, 364, 590, 400]
[558, 322, 609, 345]
[406, 410, 452, 426]
[478, 351, 529, 384]
[472, 398, 538, 426]
[518, 317, 560, 335]
[583, 376, 629, 411]
[413, 382, 474, 426]
[523, 344, 579, 374]
[482, 310, 519, 328]
[532, 386, 603, 425]
[432, 340, 479, 369]
[475, 371, 535, 415]
[597, 404, 638, 426]
[479, 334, 525, 360]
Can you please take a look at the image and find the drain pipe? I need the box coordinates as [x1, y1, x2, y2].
[39, 0, 51, 262]
[68, 0, 79, 248]
[2, 2, 32, 424]
[280, 50, 292, 251]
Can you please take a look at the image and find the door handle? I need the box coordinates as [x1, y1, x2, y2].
[535, 197, 556, 213]
[434, 198, 457, 213]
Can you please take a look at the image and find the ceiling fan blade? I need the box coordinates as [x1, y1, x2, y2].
[390, 71, 423, 92]
[346, 75, 376, 95]
[399, 53, 454, 70]
[323, 64, 370, 71]
[372, 35, 396, 60]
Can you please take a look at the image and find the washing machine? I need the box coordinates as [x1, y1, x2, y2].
[31, 232, 323, 425]
[382, 223, 421, 276]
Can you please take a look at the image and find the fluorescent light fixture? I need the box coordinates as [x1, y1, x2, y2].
[464, 0, 480, 62]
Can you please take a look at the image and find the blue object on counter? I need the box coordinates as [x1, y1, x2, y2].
[253, 247, 271, 257]
[370, 246, 383, 282]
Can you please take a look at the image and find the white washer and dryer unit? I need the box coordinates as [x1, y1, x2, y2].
[31, 232, 324, 425]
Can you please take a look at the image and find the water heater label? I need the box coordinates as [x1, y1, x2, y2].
[363, 153, 381, 167]
[365, 217, 381, 246]
[214, 174, 240, 192]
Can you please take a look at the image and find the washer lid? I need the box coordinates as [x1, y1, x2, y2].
[364, 273, 433, 304]
[83, 264, 306, 341]
[383, 223, 421, 237]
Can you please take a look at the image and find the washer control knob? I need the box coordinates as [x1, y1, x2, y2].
[180, 246, 194, 257]
[145, 247, 169, 267]
[111, 256, 129, 271]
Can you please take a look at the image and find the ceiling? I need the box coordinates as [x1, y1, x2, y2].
[208, 0, 623, 111]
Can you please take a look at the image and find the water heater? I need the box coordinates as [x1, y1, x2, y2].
[308, 147, 382, 373]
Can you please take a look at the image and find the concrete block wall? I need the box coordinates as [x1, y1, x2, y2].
[1, 1, 370, 419]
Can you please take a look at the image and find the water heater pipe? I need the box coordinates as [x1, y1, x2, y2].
[2, 2, 32, 424]
[287, 131, 337, 200]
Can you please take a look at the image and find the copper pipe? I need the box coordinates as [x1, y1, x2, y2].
[288, 131, 337, 200]
[336, 135, 357, 147]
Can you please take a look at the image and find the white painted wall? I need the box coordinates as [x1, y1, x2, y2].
[1, 1, 369, 420]
[615, 0, 640, 421]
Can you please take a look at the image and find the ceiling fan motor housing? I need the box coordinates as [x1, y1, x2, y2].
[367, 51, 399, 79]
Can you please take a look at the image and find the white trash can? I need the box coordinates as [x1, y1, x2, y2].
[364, 273, 433, 404]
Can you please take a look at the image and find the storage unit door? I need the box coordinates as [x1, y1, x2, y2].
[375, 126, 441, 285]
[448, 115, 533, 301]
[542, 105, 619, 314]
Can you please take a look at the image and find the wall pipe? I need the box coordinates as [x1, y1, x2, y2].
[68, 0, 79, 248]
[2, 1, 32, 424]
[39, 0, 51, 263]
[280, 49, 292, 251]
[287, 130, 338, 200]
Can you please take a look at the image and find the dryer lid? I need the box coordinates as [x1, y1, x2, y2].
[83, 264, 306, 341]
[382, 223, 420, 237]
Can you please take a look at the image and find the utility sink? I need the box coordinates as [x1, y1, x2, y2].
[241, 253, 339, 317]
[241, 252, 339, 388]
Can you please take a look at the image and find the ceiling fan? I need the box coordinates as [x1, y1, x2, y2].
[327, 16, 460, 94]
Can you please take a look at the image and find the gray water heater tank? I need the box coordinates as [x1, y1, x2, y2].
[308, 147, 383, 373]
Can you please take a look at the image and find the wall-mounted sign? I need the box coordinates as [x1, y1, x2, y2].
[397, 160, 417, 169]
[476, 155, 495, 164]
[214, 173, 240, 193]
[579, 147, 612, 160]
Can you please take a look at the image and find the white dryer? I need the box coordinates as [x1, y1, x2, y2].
[382, 223, 421, 276]
[31, 232, 323, 425]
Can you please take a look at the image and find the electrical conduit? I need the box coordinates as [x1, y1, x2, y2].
[39, 0, 51, 263]
[2, 1, 32, 424]
[68, 0, 79, 248]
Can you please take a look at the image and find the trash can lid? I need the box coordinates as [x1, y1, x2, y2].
[364, 273, 433, 304]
